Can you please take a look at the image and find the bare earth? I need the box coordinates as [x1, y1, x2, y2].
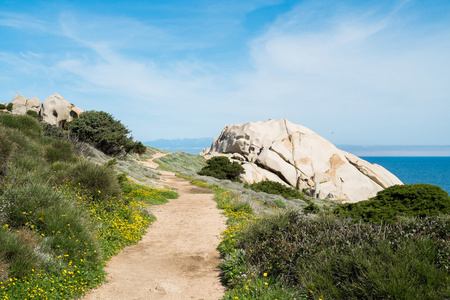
[82, 155, 227, 300]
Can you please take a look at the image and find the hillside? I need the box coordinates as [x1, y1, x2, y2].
[0, 113, 177, 299]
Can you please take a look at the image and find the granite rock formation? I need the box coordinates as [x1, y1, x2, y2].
[6, 93, 83, 127]
[203, 119, 402, 202]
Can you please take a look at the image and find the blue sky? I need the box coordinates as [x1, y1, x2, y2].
[1, 0, 449, 146]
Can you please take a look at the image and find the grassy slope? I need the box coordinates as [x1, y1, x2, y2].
[0, 114, 177, 299]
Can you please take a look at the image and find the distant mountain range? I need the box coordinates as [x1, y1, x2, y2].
[144, 138, 450, 156]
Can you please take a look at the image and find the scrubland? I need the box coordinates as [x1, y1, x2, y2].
[0, 114, 177, 299]
[159, 151, 450, 299]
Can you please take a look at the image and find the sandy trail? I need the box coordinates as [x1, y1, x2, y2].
[83, 154, 227, 300]
[139, 151, 168, 169]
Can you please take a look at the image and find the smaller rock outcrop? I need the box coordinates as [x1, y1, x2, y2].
[9, 93, 41, 115]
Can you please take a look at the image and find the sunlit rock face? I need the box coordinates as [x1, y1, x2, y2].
[204, 119, 402, 202]
[10, 93, 40, 115]
[40, 93, 83, 128]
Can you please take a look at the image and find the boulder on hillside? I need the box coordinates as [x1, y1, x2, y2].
[40, 93, 83, 127]
[9, 93, 41, 115]
[203, 119, 403, 202]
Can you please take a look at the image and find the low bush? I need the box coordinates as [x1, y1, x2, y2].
[132, 141, 146, 155]
[45, 139, 76, 163]
[0, 104, 5, 110]
[62, 160, 122, 201]
[41, 123, 67, 140]
[334, 183, 450, 223]
[245, 180, 304, 199]
[198, 156, 244, 182]
[0, 227, 42, 279]
[26, 110, 38, 118]
[6, 103, 12, 112]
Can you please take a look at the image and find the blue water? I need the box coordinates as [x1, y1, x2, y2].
[361, 157, 450, 194]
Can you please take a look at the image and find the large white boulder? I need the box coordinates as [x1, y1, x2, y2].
[204, 119, 403, 202]
[40, 93, 83, 127]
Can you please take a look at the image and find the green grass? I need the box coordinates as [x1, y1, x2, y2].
[155, 151, 207, 173]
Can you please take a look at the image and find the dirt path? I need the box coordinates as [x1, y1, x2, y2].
[139, 151, 168, 169]
[83, 154, 227, 300]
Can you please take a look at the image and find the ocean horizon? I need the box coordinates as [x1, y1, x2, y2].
[361, 156, 450, 194]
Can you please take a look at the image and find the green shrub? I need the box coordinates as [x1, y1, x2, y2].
[198, 156, 245, 181]
[0, 227, 42, 278]
[0, 114, 42, 138]
[26, 110, 38, 117]
[0, 104, 5, 110]
[45, 139, 76, 163]
[6, 103, 12, 111]
[273, 199, 286, 208]
[0, 182, 102, 274]
[64, 160, 122, 201]
[132, 141, 146, 154]
[246, 180, 304, 199]
[303, 202, 319, 214]
[67, 110, 135, 156]
[334, 183, 450, 223]
[41, 123, 67, 139]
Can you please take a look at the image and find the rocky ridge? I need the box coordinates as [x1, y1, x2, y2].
[3, 92, 83, 127]
[202, 119, 403, 202]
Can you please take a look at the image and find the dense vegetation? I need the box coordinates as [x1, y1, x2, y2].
[0, 113, 177, 299]
[188, 164, 450, 299]
[222, 211, 449, 299]
[198, 156, 245, 181]
[67, 110, 140, 156]
[334, 183, 450, 223]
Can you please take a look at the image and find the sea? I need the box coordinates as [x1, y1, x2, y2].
[361, 157, 450, 194]
[149, 144, 450, 195]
